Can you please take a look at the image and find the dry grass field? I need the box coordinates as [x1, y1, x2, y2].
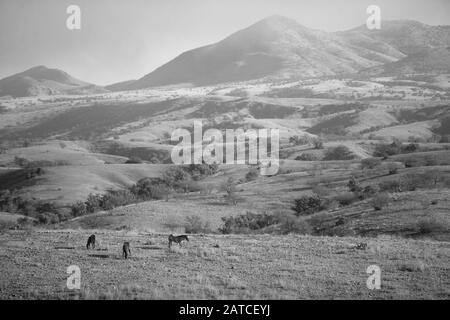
[0, 229, 449, 300]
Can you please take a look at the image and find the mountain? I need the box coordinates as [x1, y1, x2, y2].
[0, 66, 108, 97]
[126, 15, 405, 89]
[343, 20, 450, 56]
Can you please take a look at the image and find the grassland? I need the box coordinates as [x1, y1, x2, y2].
[0, 229, 448, 299]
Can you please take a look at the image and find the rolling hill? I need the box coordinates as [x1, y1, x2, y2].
[0, 66, 108, 97]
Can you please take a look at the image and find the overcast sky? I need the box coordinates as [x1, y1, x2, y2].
[1, 0, 450, 85]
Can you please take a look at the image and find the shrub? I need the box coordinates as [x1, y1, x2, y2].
[323, 145, 355, 161]
[361, 158, 381, 170]
[219, 211, 278, 234]
[37, 212, 60, 224]
[403, 143, 419, 153]
[185, 215, 211, 234]
[373, 143, 399, 158]
[85, 193, 102, 213]
[379, 179, 402, 193]
[312, 138, 324, 149]
[334, 192, 358, 206]
[371, 193, 390, 211]
[133, 177, 172, 200]
[100, 190, 137, 210]
[182, 163, 219, 180]
[291, 195, 323, 216]
[347, 176, 361, 193]
[289, 135, 309, 146]
[245, 168, 259, 181]
[417, 217, 448, 234]
[161, 166, 191, 188]
[71, 201, 87, 217]
[275, 212, 312, 234]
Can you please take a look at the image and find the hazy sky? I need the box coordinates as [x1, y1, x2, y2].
[1, 0, 450, 85]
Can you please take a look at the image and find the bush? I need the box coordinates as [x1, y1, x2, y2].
[373, 142, 400, 158]
[219, 211, 278, 234]
[185, 215, 211, 234]
[100, 190, 137, 210]
[182, 163, 219, 181]
[371, 193, 390, 211]
[312, 138, 324, 149]
[161, 166, 191, 188]
[291, 195, 323, 216]
[131, 177, 171, 200]
[403, 143, 419, 153]
[71, 201, 87, 217]
[417, 217, 448, 234]
[85, 193, 102, 213]
[37, 212, 60, 224]
[245, 168, 259, 181]
[347, 176, 361, 193]
[323, 145, 355, 161]
[289, 135, 310, 146]
[379, 179, 402, 193]
[334, 192, 358, 206]
[275, 212, 312, 234]
[361, 158, 381, 170]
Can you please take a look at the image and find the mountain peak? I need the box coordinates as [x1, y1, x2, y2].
[249, 15, 307, 32]
[0, 66, 107, 97]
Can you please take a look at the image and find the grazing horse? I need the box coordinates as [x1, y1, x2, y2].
[86, 234, 96, 250]
[122, 242, 131, 259]
[168, 234, 189, 248]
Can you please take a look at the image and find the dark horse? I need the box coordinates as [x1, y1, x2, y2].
[168, 234, 189, 248]
[86, 234, 96, 250]
[122, 242, 131, 259]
